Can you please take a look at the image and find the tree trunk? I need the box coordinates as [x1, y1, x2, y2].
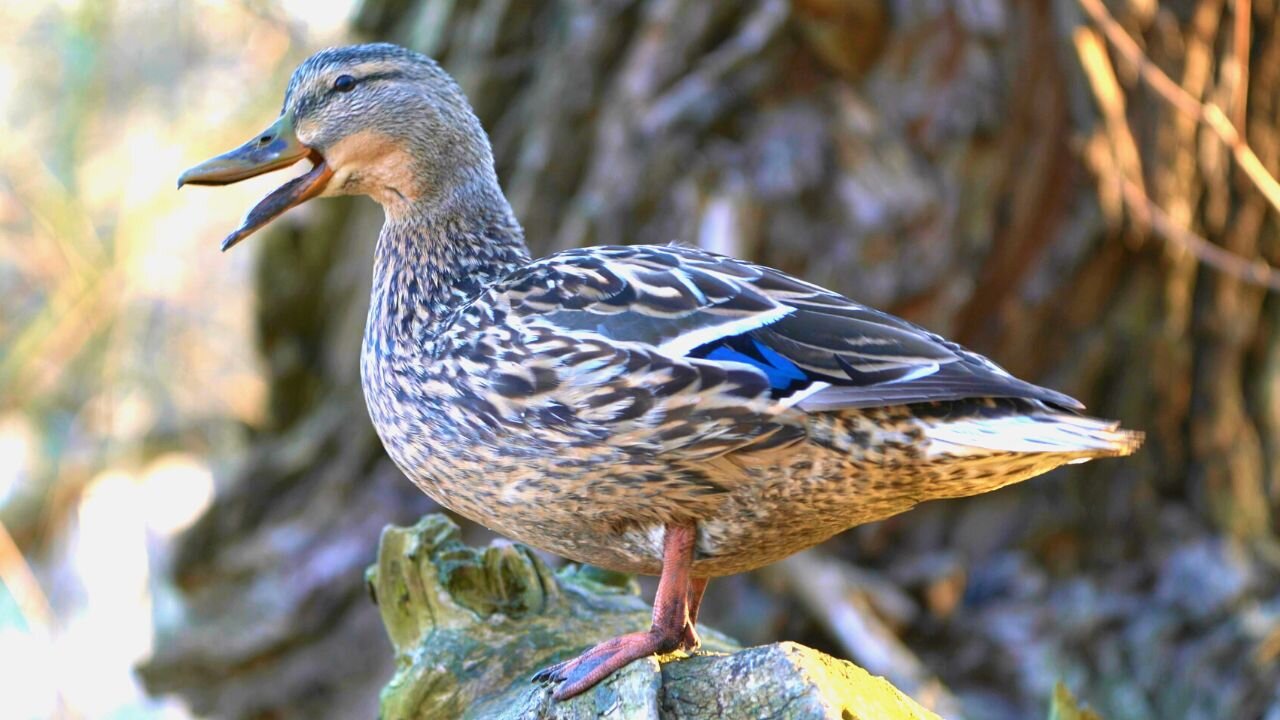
[141, 1, 1280, 719]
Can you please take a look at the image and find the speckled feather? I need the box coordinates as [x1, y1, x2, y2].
[253, 44, 1142, 578]
[360, 226, 1141, 575]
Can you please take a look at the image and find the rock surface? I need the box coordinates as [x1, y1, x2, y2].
[369, 514, 941, 719]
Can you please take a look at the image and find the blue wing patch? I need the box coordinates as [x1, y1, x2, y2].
[692, 335, 811, 393]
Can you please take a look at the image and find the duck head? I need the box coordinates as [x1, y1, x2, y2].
[179, 43, 495, 250]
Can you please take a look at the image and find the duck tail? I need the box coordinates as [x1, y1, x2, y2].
[924, 411, 1145, 460]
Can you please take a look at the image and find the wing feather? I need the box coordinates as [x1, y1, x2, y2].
[495, 245, 1083, 412]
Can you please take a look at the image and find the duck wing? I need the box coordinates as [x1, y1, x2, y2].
[497, 245, 1083, 413]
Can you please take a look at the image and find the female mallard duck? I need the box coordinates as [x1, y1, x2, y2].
[180, 43, 1142, 699]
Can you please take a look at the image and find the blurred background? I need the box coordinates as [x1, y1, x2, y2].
[2, 0, 1279, 718]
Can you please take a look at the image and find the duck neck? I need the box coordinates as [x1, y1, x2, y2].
[366, 176, 530, 353]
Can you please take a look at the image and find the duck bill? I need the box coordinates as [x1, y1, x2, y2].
[178, 113, 334, 251]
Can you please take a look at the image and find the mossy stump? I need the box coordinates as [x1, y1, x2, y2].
[368, 514, 941, 719]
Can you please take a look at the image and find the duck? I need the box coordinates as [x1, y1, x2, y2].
[179, 43, 1143, 700]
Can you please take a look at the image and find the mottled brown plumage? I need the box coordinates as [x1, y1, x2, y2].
[181, 43, 1143, 700]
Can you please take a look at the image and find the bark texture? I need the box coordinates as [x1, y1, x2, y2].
[141, 1, 1280, 719]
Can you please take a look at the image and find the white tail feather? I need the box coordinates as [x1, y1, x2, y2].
[925, 413, 1143, 458]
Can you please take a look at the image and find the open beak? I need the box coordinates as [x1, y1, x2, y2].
[178, 112, 334, 251]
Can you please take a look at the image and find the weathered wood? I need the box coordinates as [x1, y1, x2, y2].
[370, 514, 940, 720]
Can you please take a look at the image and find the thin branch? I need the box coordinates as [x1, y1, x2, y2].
[1074, 26, 1148, 228]
[1079, 110, 1280, 291]
[1099, 164, 1280, 291]
[0, 519, 55, 634]
[771, 552, 963, 719]
[1231, 0, 1251, 132]
[1078, 0, 1280, 216]
[0, 521, 72, 720]
[1074, 0, 1280, 291]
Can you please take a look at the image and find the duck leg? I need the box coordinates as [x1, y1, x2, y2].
[535, 524, 698, 700]
[681, 576, 709, 649]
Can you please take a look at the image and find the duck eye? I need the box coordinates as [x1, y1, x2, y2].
[333, 75, 357, 93]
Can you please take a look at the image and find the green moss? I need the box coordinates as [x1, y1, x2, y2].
[1049, 682, 1106, 720]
